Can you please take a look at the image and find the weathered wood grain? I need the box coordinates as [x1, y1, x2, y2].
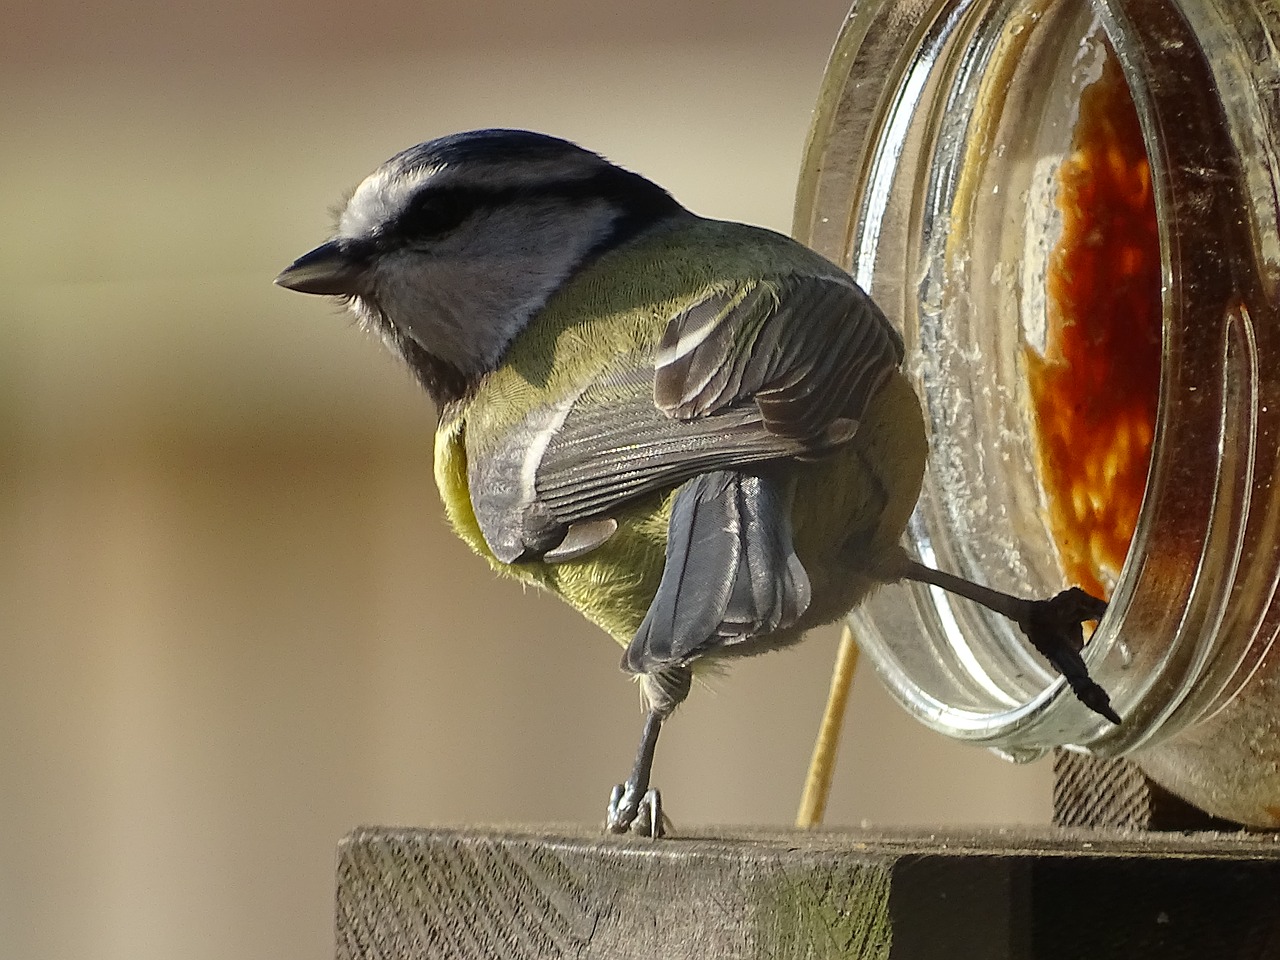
[335, 825, 1280, 960]
[1052, 750, 1243, 831]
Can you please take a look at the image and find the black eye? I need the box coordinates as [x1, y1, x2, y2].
[397, 189, 476, 241]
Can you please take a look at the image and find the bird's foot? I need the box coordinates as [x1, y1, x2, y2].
[1019, 587, 1120, 725]
[606, 782, 665, 838]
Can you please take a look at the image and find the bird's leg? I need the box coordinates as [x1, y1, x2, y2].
[606, 710, 665, 837]
[606, 665, 689, 837]
[897, 558, 1120, 724]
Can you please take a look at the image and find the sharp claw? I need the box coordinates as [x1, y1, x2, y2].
[605, 782, 633, 834]
[634, 789, 665, 839]
[1020, 588, 1120, 725]
[1080, 683, 1122, 726]
[605, 783, 667, 837]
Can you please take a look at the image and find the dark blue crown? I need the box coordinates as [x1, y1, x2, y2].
[389, 129, 598, 174]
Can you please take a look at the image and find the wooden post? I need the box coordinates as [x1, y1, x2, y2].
[1051, 750, 1242, 831]
[335, 825, 1280, 959]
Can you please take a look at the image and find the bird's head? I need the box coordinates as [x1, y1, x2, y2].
[276, 129, 686, 403]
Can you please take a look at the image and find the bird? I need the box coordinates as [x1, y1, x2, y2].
[276, 129, 1116, 836]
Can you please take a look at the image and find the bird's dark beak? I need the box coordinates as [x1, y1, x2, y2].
[275, 239, 368, 296]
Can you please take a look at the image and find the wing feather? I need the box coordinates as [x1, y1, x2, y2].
[655, 275, 902, 446]
[467, 271, 904, 564]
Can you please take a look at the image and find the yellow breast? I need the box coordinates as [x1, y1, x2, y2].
[434, 411, 670, 644]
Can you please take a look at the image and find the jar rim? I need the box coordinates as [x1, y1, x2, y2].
[795, 0, 1278, 756]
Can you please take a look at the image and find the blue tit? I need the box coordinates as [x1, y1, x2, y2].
[277, 129, 1115, 836]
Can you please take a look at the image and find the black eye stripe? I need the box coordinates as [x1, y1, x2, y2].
[399, 190, 476, 239]
[386, 167, 682, 244]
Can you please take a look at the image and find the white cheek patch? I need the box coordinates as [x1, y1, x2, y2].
[369, 252, 520, 375]
[368, 198, 621, 375]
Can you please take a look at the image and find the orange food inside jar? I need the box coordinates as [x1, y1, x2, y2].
[1025, 50, 1161, 600]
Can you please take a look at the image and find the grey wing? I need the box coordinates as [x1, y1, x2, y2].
[624, 274, 902, 670]
[467, 360, 808, 563]
[654, 274, 903, 444]
[468, 272, 903, 665]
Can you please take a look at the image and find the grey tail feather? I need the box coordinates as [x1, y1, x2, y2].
[623, 470, 811, 674]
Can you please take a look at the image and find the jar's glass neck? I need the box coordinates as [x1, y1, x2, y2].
[796, 0, 1280, 757]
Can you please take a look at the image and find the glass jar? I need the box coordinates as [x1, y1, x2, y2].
[795, 0, 1280, 826]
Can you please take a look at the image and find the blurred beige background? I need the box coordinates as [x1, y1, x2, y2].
[1, 2, 1051, 958]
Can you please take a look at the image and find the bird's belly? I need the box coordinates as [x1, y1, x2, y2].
[533, 491, 673, 647]
[791, 372, 927, 626]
